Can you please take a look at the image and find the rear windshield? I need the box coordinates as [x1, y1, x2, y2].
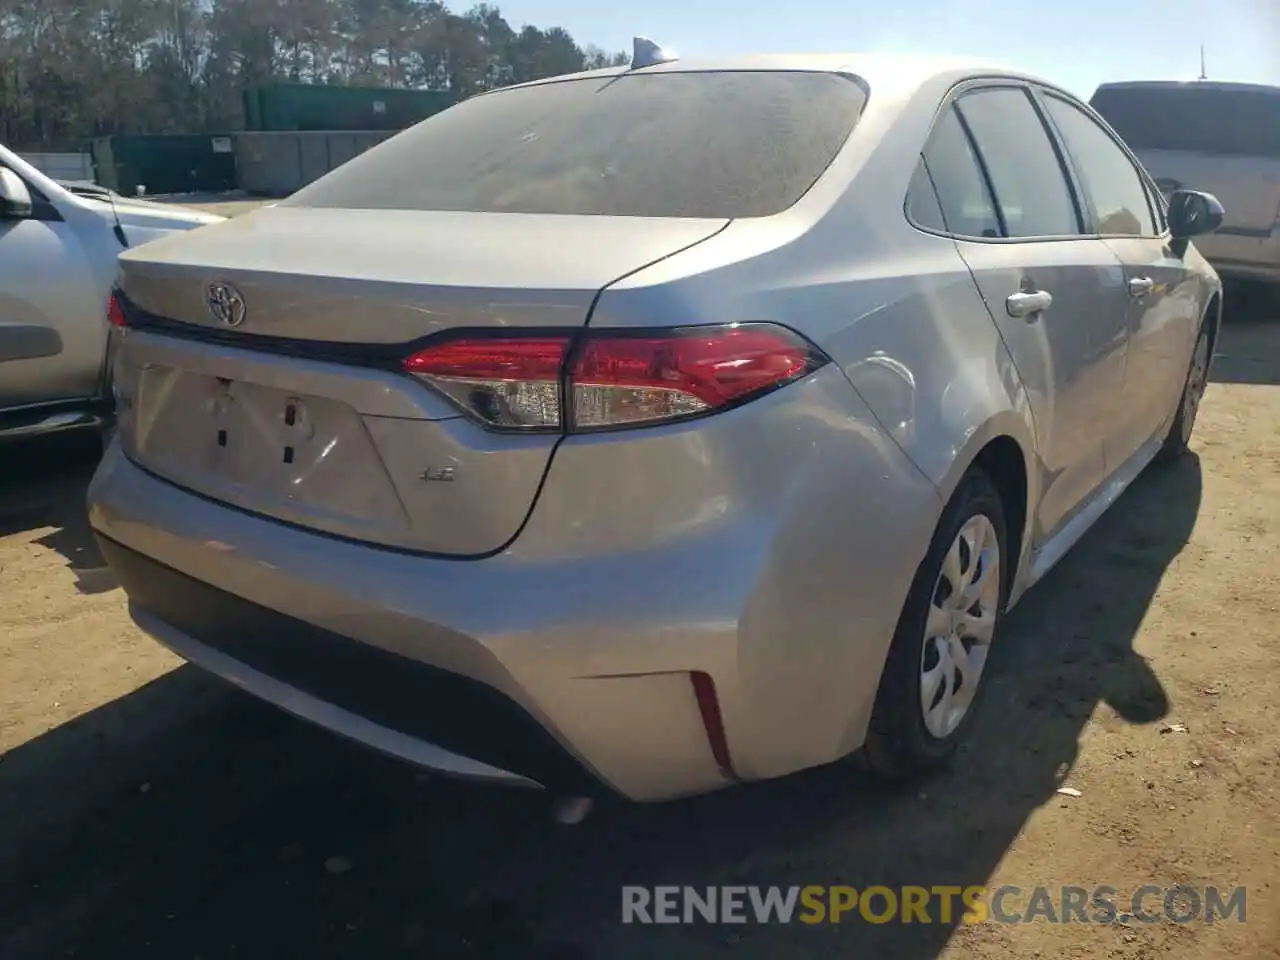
[283, 71, 867, 219]
[1090, 84, 1280, 158]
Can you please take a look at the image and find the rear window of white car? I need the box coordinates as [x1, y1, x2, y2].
[1091, 83, 1280, 158]
[284, 71, 868, 219]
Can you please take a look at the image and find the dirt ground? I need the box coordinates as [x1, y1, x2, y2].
[1, 293, 1278, 959]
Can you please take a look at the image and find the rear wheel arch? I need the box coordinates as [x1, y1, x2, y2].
[971, 435, 1029, 592]
[936, 406, 1033, 532]
[859, 462, 1011, 777]
[934, 421, 1035, 598]
[857, 433, 1030, 778]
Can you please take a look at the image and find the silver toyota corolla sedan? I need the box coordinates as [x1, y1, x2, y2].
[88, 50, 1224, 803]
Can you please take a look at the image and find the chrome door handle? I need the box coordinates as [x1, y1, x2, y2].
[1006, 290, 1053, 320]
[1129, 276, 1155, 298]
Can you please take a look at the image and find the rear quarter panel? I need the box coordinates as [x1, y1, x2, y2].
[593, 65, 1038, 520]
[574, 69, 1039, 768]
[511, 364, 944, 777]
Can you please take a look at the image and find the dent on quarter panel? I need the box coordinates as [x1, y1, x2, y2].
[511, 365, 944, 780]
[828, 265, 1036, 500]
[0, 322, 63, 362]
[824, 261, 1041, 600]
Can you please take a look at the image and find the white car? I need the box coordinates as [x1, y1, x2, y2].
[0, 144, 222, 441]
[1091, 80, 1280, 284]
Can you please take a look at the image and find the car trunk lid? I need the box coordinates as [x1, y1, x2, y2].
[120, 206, 726, 341]
[113, 206, 727, 555]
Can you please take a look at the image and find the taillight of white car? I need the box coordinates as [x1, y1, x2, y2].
[108, 290, 129, 328]
[402, 323, 830, 432]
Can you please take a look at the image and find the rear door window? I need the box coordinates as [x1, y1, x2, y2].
[1090, 84, 1280, 157]
[912, 106, 1001, 238]
[284, 71, 868, 219]
[1042, 94, 1157, 237]
[955, 87, 1082, 238]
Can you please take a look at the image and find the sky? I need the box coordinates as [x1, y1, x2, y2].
[492, 0, 1280, 100]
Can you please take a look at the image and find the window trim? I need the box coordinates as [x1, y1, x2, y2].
[903, 77, 1092, 244]
[1033, 88, 1169, 241]
[952, 101, 1010, 239]
[902, 100, 1004, 243]
[906, 154, 951, 234]
[904, 104, 1004, 239]
[1144, 175, 1169, 233]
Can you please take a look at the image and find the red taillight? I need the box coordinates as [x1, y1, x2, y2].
[403, 337, 569, 429]
[107, 291, 128, 329]
[570, 326, 817, 430]
[401, 323, 826, 433]
[691, 671, 735, 778]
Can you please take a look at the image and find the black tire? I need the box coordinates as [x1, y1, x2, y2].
[860, 467, 1009, 779]
[1156, 319, 1211, 464]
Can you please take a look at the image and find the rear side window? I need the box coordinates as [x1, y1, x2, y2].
[1042, 94, 1157, 237]
[913, 106, 1001, 238]
[284, 71, 868, 219]
[955, 87, 1080, 238]
[1090, 84, 1280, 158]
[905, 160, 947, 232]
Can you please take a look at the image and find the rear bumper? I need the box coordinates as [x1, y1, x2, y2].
[100, 536, 588, 793]
[88, 445, 745, 801]
[88, 365, 941, 801]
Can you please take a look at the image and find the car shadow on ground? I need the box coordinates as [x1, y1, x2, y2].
[0, 443, 1201, 959]
[0, 431, 114, 594]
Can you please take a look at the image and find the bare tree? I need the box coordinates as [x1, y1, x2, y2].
[0, 0, 627, 148]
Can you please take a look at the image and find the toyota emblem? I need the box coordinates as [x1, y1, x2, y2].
[206, 281, 247, 327]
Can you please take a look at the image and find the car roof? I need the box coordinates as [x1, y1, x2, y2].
[498, 52, 1045, 100]
[1094, 79, 1280, 96]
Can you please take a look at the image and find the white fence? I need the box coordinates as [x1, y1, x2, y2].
[18, 152, 95, 183]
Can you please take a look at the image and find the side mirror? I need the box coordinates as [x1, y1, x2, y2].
[0, 167, 33, 219]
[1168, 189, 1224, 240]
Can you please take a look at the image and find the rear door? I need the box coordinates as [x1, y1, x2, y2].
[918, 83, 1131, 542]
[1039, 90, 1201, 466]
[1090, 83, 1280, 276]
